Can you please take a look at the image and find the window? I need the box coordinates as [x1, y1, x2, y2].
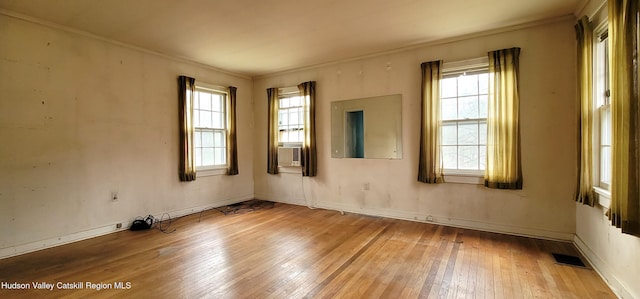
[594, 27, 611, 191]
[440, 59, 489, 175]
[278, 87, 304, 146]
[193, 84, 227, 170]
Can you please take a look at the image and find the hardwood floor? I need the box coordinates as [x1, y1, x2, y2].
[0, 203, 615, 298]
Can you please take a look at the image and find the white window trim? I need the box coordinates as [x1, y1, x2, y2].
[443, 171, 484, 185]
[193, 82, 229, 174]
[440, 57, 489, 184]
[592, 19, 611, 206]
[277, 86, 304, 169]
[277, 86, 304, 147]
[594, 186, 611, 208]
[196, 168, 227, 177]
[278, 166, 302, 173]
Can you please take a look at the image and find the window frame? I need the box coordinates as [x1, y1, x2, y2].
[277, 86, 304, 148]
[440, 57, 489, 183]
[593, 19, 612, 207]
[193, 82, 229, 176]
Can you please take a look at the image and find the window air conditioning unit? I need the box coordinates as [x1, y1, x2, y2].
[278, 147, 301, 167]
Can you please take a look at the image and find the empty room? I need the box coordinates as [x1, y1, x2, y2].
[0, 0, 638, 298]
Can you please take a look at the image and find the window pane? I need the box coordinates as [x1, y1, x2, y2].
[287, 130, 297, 143]
[211, 94, 222, 112]
[214, 148, 226, 165]
[195, 148, 202, 167]
[458, 74, 478, 96]
[280, 130, 288, 143]
[200, 92, 211, 110]
[458, 146, 479, 170]
[442, 98, 457, 120]
[601, 146, 611, 184]
[279, 110, 288, 127]
[297, 107, 304, 124]
[479, 95, 488, 118]
[214, 130, 225, 147]
[193, 108, 200, 127]
[601, 107, 611, 146]
[202, 131, 214, 147]
[290, 110, 300, 125]
[212, 112, 224, 129]
[290, 96, 301, 107]
[202, 148, 214, 166]
[200, 111, 212, 128]
[479, 146, 486, 170]
[458, 96, 478, 119]
[478, 73, 489, 94]
[442, 146, 457, 169]
[442, 77, 457, 98]
[194, 130, 202, 148]
[439, 68, 488, 171]
[441, 123, 457, 145]
[280, 98, 289, 108]
[194, 91, 200, 109]
[458, 122, 478, 145]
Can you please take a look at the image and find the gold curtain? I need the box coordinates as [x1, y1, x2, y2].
[178, 75, 196, 181]
[267, 88, 279, 174]
[609, 0, 640, 236]
[485, 48, 523, 189]
[227, 86, 239, 175]
[575, 17, 595, 205]
[299, 81, 317, 177]
[418, 61, 444, 183]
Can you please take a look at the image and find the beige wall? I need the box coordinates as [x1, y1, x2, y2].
[576, 205, 640, 298]
[0, 14, 254, 255]
[253, 18, 578, 240]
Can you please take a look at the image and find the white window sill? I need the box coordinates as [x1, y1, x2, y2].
[278, 166, 301, 174]
[196, 168, 227, 177]
[443, 170, 484, 185]
[593, 186, 611, 208]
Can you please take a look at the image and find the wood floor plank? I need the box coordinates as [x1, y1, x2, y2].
[0, 203, 616, 298]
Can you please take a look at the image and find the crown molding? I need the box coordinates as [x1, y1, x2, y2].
[254, 14, 576, 79]
[0, 8, 252, 80]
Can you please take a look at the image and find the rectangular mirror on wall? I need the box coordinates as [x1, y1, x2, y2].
[331, 94, 402, 159]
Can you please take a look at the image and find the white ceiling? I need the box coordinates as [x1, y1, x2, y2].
[0, 0, 584, 77]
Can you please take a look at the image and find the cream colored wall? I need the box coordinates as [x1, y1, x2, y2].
[576, 205, 640, 298]
[0, 15, 254, 254]
[253, 18, 578, 240]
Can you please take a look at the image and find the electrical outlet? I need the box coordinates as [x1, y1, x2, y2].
[111, 192, 119, 201]
[426, 215, 434, 222]
[116, 223, 122, 229]
[363, 183, 370, 191]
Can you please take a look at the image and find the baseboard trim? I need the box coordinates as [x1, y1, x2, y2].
[277, 199, 575, 241]
[574, 235, 635, 299]
[0, 194, 254, 259]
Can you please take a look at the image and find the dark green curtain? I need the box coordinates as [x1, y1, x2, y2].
[575, 17, 595, 206]
[178, 75, 196, 181]
[227, 86, 239, 175]
[299, 81, 317, 177]
[267, 88, 279, 174]
[418, 61, 444, 184]
[609, 0, 640, 236]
